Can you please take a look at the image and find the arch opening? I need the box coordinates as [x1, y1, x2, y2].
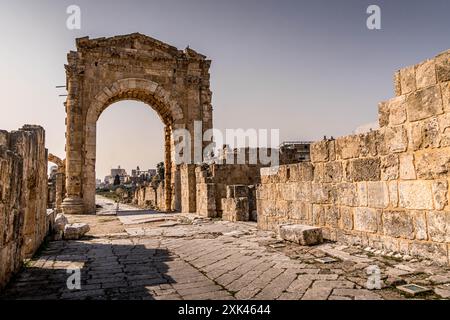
[94, 100, 165, 209]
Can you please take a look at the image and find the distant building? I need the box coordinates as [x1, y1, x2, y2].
[131, 166, 157, 184]
[104, 166, 130, 185]
[279, 141, 312, 163]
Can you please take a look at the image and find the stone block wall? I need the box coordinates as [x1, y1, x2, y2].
[133, 183, 165, 210]
[257, 50, 450, 264]
[0, 125, 49, 289]
[195, 164, 262, 217]
[222, 185, 252, 222]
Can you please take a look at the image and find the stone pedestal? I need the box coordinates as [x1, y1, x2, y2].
[61, 197, 85, 215]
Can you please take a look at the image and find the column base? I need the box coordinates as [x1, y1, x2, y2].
[61, 197, 85, 215]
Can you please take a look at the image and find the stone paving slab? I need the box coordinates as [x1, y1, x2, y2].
[1, 198, 450, 300]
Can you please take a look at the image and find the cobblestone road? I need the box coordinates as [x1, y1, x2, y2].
[1, 197, 450, 300]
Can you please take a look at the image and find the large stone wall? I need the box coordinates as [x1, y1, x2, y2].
[0, 125, 50, 289]
[257, 50, 450, 264]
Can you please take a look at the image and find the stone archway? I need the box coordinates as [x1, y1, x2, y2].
[62, 33, 213, 214]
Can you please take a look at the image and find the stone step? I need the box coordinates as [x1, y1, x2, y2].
[279, 224, 323, 246]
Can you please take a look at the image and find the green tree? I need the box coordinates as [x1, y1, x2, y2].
[156, 162, 165, 181]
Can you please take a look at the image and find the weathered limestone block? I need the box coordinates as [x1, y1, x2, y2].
[282, 183, 296, 201]
[0, 147, 23, 290]
[290, 201, 311, 221]
[324, 205, 340, 228]
[287, 163, 299, 182]
[415, 148, 450, 179]
[406, 86, 443, 122]
[297, 162, 314, 181]
[367, 181, 389, 208]
[409, 242, 448, 265]
[311, 183, 330, 204]
[439, 113, 450, 147]
[381, 154, 399, 180]
[399, 181, 433, 210]
[379, 96, 407, 127]
[413, 211, 428, 240]
[357, 182, 368, 206]
[426, 211, 448, 242]
[314, 161, 342, 183]
[441, 81, 450, 112]
[382, 210, 414, 239]
[416, 59, 437, 89]
[54, 213, 68, 240]
[278, 224, 323, 246]
[54, 213, 68, 232]
[409, 116, 440, 150]
[9, 126, 48, 258]
[346, 158, 381, 182]
[394, 70, 402, 96]
[379, 101, 390, 128]
[180, 164, 197, 213]
[354, 207, 380, 233]
[432, 180, 449, 210]
[400, 65, 416, 94]
[256, 184, 267, 201]
[435, 50, 450, 83]
[310, 140, 335, 163]
[336, 182, 358, 206]
[359, 131, 379, 157]
[293, 182, 312, 202]
[384, 126, 408, 153]
[339, 206, 354, 230]
[63, 223, 90, 240]
[399, 154, 417, 180]
[222, 197, 249, 222]
[336, 135, 360, 160]
[388, 181, 399, 207]
[276, 165, 290, 183]
[196, 183, 217, 217]
[312, 204, 326, 226]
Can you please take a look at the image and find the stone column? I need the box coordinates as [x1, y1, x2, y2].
[61, 60, 85, 214]
[164, 126, 172, 211]
[55, 171, 64, 213]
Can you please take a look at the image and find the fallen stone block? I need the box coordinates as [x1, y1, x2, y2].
[54, 213, 68, 240]
[54, 213, 68, 232]
[64, 223, 90, 240]
[279, 224, 323, 246]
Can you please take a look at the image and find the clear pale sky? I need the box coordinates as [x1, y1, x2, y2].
[1, 0, 449, 178]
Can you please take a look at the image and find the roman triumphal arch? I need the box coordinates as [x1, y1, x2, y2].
[61, 33, 213, 214]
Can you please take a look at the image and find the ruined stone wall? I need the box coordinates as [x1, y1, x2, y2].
[257, 50, 450, 264]
[0, 125, 49, 289]
[133, 183, 165, 210]
[180, 164, 197, 213]
[195, 164, 262, 217]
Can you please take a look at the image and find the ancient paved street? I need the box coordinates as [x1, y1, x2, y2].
[1, 197, 450, 300]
